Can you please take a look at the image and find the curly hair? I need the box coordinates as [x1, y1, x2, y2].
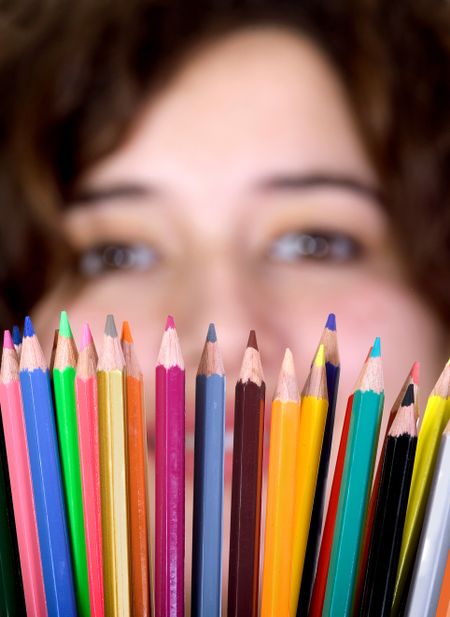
[0, 0, 449, 330]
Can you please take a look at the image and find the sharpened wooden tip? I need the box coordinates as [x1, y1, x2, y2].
[247, 330, 258, 350]
[389, 391, 417, 437]
[121, 321, 133, 344]
[197, 328, 225, 377]
[274, 348, 299, 402]
[313, 344, 325, 367]
[410, 361, 420, 386]
[105, 314, 118, 337]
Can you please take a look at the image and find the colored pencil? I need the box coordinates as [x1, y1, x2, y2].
[121, 321, 151, 617]
[297, 314, 340, 615]
[53, 311, 90, 617]
[97, 314, 130, 617]
[0, 331, 46, 616]
[261, 348, 301, 617]
[353, 361, 419, 613]
[436, 550, 450, 617]
[393, 358, 450, 613]
[359, 383, 417, 616]
[75, 323, 104, 617]
[19, 316, 77, 617]
[308, 350, 372, 617]
[191, 323, 226, 617]
[290, 344, 328, 615]
[405, 418, 450, 616]
[155, 315, 185, 617]
[228, 331, 265, 617]
[0, 410, 26, 616]
[12, 325, 22, 358]
[322, 338, 384, 617]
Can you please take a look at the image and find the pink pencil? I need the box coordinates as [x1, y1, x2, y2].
[155, 316, 185, 617]
[0, 331, 47, 617]
[75, 324, 104, 617]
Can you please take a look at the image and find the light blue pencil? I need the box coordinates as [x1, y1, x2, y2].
[191, 324, 226, 617]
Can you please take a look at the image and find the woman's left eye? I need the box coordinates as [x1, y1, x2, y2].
[78, 243, 159, 277]
[268, 230, 363, 264]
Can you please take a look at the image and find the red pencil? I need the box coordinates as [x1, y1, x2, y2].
[75, 324, 104, 617]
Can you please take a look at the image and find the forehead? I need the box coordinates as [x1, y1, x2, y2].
[82, 26, 376, 189]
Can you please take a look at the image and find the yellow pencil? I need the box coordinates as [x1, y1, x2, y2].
[262, 348, 301, 617]
[392, 358, 450, 614]
[97, 315, 130, 617]
[289, 344, 328, 615]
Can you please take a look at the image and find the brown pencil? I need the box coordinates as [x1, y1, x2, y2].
[228, 331, 265, 617]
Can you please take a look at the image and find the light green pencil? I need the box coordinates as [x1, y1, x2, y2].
[53, 311, 91, 617]
[322, 338, 384, 616]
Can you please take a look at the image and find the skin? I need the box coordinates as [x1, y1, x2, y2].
[32, 27, 446, 611]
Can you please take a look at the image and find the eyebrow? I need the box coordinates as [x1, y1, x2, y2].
[69, 183, 152, 205]
[256, 173, 384, 204]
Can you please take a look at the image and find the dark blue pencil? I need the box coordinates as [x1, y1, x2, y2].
[297, 313, 340, 614]
[191, 324, 226, 617]
[19, 317, 77, 617]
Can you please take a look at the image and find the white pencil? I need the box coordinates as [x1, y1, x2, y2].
[405, 419, 450, 617]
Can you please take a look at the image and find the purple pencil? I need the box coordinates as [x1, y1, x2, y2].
[155, 316, 185, 617]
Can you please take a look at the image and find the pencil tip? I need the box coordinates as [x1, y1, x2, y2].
[370, 337, 381, 358]
[410, 361, 420, 385]
[59, 310, 73, 338]
[206, 323, 217, 343]
[3, 330, 14, 350]
[23, 316, 35, 338]
[314, 343, 326, 367]
[247, 330, 258, 350]
[325, 313, 336, 331]
[281, 348, 295, 373]
[165, 315, 175, 331]
[80, 323, 93, 351]
[105, 314, 118, 337]
[401, 382, 415, 407]
[12, 326, 22, 345]
[121, 320, 133, 343]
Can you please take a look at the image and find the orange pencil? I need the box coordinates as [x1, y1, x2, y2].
[121, 322, 151, 617]
[261, 349, 301, 617]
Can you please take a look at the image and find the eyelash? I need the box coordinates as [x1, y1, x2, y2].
[78, 244, 159, 277]
[268, 231, 363, 264]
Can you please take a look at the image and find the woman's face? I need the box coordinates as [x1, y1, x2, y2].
[32, 25, 444, 597]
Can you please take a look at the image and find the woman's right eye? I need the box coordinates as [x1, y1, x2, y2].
[78, 243, 159, 277]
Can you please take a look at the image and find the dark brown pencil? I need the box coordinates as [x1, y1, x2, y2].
[228, 331, 265, 617]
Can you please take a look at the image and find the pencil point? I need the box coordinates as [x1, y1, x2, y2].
[59, 310, 73, 338]
[281, 348, 295, 373]
[121, 320, 133, 344]
[401, 383, 415, 407]
[410, 361, 420, 385]
[105, 314, 118, 337]
[325, 313, 336, 331]
[313, 344, 326, 367]
[12, 326, 22, 345]
[247, 330, 258, 350]
[370, 337, 381, 358]
[3, 330, 14, 350]
[206, 323, 217, 343]
[80, 323, 93, 351]
[165, 315, 175, 330]
[23, 316, 35, 338]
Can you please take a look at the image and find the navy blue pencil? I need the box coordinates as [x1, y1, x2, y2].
[191, 324, 226, 617]
[19, 317, 77, 617]
[297, 313, 340, 614]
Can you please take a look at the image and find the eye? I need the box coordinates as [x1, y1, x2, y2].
[78, 243, 159, 277]
[268, 230, 363, 264]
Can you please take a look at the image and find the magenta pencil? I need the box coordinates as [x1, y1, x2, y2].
[75, 324, 104, 617]
[0, 331, 47, 617]
[155, 316, 185, 617]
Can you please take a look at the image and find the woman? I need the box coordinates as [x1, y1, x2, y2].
[1, 0, 449, 611]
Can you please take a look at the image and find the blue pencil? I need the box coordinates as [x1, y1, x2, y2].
[191, 323, 226, 617]
[297, 313, 340, 614]
[19, 316, 77, 617]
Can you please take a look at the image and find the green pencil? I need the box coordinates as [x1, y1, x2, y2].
[323, 338, 384, 616]
[53, 311, 90, 617]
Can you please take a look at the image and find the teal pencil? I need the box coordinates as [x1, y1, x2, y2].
[323, 338, 384, 616]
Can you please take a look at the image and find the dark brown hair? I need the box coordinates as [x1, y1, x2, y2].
[1, 0, 449, 330]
